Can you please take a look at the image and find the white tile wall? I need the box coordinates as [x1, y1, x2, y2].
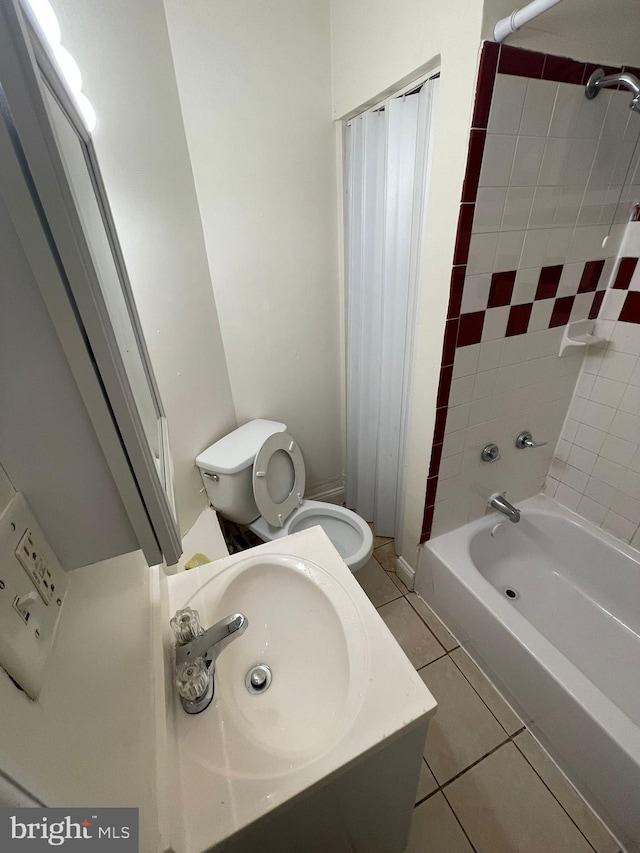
[547, 320, 640, 546]
[432, 73, 640, 543]
[432, 327, 584, 537]
[475, 76, 640, 276]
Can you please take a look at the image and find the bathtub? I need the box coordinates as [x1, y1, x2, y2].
[417, 494, 640, 852]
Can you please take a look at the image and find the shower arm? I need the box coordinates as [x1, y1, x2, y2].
[585, 69, 640, 113]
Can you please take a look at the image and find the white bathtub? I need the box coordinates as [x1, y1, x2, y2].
[417, 494, 640, 852]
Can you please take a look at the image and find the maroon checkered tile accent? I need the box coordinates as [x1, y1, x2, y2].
[578, 259, 606, 293]
[535, 265, 562, 300]
[457, 311, 484, 347]
[549, 295, 575, 327]
[488, 271, 516, 308]
[506, 303, 533, 337]
[619, 292, 640, 324]
[589, 290, 605, 319]
[612, 257, 638, 290]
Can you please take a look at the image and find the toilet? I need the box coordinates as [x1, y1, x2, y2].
[195, 419, 373, 573]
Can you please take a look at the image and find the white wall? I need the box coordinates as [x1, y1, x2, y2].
[0, 465, 15, 514]
[0, 551, 160, 852]
[51, 0, 237, 535]
[330, 0, 486, 565]
[163, 0, 344, 495]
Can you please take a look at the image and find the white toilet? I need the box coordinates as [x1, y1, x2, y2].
[196, 419, 373, 573]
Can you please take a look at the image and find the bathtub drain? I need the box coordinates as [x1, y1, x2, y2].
[504, 587, 519, 600]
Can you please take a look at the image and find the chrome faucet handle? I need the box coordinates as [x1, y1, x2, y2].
[516, 431, 547, 449]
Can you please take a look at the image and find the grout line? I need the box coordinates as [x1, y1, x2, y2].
[441, 789, 480, 853]
[447, 646, 524, 737]
[512, 735, 603, 853]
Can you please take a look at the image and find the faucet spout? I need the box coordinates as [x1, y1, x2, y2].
[171, 608, 248, 714]
[175, 612, 247, 668]
[489, 493, 521, 523]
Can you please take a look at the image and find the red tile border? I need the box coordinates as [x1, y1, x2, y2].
[425, 476, 438, 509]
[619, 292, 640, 324]
[488, 270, 516, 308]
[542, 55, 585, 85]
[472, 42, 499, 129]
[457, 311, 485, 347]
[442, 319, 459, 366]
[577, 259, 606, 293]
[461, 129, 487, 202]
[499, 44, 545, 78]
[429, 443, 443, 478]
[506, 303, 533, 337]
[452, 203, 475, 265]
[421, 503, 435, 541]
[433, 407, 447, 445]
[612, 257, 638, 290]
[437, 365, 454, 408]
[447, 266, 466, 319]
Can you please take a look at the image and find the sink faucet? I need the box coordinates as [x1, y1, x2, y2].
[170, 607, 248, 714]
[488, 492, 521, 523]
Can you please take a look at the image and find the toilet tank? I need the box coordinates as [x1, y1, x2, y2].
[196, 420, 286, 525]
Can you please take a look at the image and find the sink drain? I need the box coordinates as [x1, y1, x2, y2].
[504, 587, 519, 600]
[246, 664, 272, 694]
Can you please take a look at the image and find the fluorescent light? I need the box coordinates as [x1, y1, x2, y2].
[75, 92, 96, 133]
[25, 0, 60, 47]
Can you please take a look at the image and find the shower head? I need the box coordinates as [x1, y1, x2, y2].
[585, 68, 640, 114]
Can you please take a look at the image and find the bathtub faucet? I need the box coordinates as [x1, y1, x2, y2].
[488, 492, 521, 523]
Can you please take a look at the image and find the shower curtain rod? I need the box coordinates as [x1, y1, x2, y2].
[494, 0, 565, 43]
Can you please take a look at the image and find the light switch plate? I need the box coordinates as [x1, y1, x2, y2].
[0, 493, 69, 699]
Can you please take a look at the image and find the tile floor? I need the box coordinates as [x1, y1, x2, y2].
[358, 537, 622, 853]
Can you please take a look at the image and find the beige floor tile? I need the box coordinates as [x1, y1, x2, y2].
[446, 743, 594, 853]
[378, 598, 445, 669]
[406, 592, 459, 651]
[374, 540, 397, 572]
[406, 793, 474, 853]
[387, 569, 409, 595]
[515, 730, 619, 853]
[415, 759, 438, 803]
[419, 656, 506, 784]
[450, 647, 523, 735]
[355, 556, 401, 607]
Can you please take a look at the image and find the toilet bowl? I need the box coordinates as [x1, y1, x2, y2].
[196, 420, 373, 573]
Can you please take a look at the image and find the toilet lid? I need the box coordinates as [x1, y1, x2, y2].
[252, 431, 306, 528]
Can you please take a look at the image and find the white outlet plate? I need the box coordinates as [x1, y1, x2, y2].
[0, 493, 69, 699]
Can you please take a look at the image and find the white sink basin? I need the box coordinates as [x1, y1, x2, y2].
[179, 552, 368, 776]
[160, 527, 436, 853]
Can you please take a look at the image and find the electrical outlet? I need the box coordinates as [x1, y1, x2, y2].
[15, 529, 56, 605]
[0, 493, 69, 699]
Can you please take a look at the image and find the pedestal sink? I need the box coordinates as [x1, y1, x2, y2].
[157, 527, 436, 853]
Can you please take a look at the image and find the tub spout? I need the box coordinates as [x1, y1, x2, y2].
[489, 493, 521, 523]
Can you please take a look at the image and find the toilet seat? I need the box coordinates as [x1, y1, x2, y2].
[248, 500, 374, 573]
[252, 431, 306, 528]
